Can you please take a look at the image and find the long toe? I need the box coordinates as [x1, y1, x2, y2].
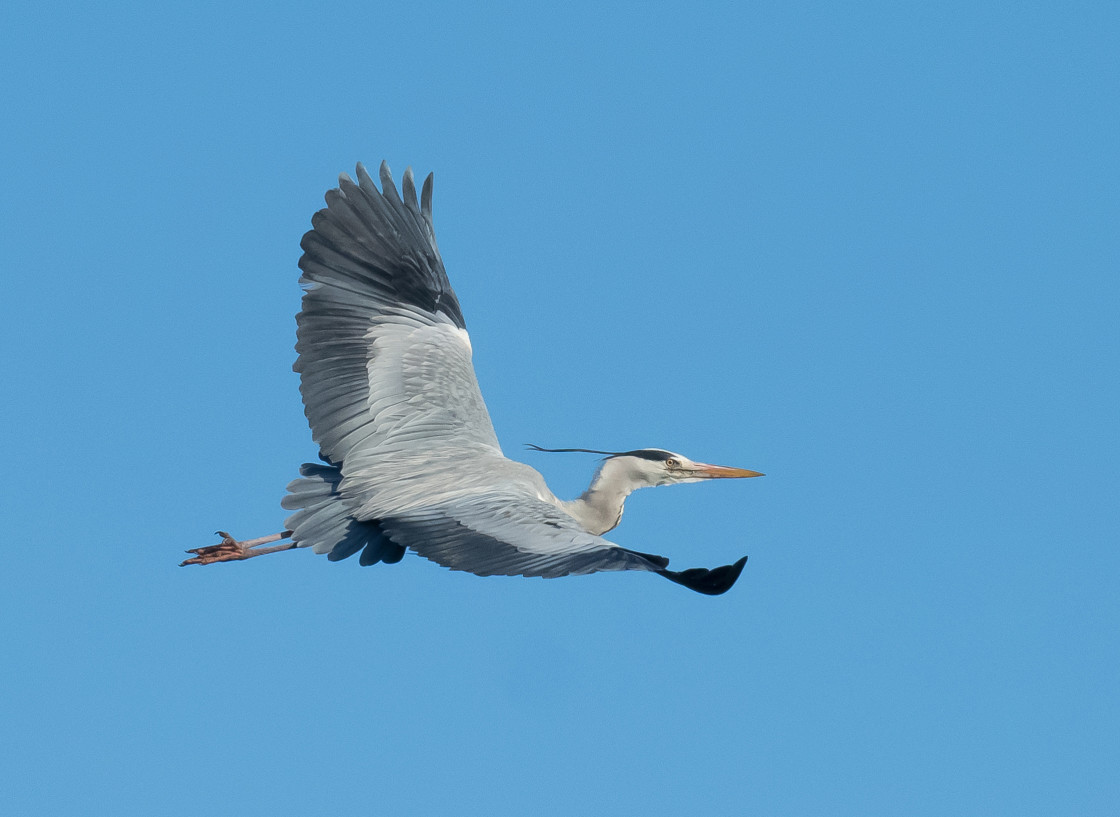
[179, 539, 246, 566]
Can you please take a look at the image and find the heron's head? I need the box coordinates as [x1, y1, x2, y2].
[527, 444, 764, 493]
[599, 448, 764, 490]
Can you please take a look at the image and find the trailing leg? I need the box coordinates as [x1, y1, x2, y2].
[180, 530, 295, 566]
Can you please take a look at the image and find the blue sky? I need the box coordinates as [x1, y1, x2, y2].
[2, 2, 1117, 814]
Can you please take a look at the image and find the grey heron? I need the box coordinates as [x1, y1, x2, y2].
[182, 162, 763, 595]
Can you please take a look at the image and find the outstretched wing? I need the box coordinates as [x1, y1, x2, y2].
[379, 489, 670, 579]
[294, 161, 500, 473]
[377, 484, 746, 594]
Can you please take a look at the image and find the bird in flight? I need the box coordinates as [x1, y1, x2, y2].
[182, 162, 763, 594]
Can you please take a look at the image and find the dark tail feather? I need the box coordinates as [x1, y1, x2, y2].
[656, 555, 748, 596]
[358, 538, 406, 566]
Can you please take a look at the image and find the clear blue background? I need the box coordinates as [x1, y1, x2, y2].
[2, 2, 1117, 814]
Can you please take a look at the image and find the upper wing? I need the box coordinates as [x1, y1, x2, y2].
[294, 162, 500, 467]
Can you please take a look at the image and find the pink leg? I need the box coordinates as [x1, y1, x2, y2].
[180, 529, 296, 566]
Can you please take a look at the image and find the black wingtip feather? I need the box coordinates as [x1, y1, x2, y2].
[402, 167, 419, 210]
[355, 162, 377, 195]
[421, 172, 434, 221]
[379, 161, 401, 203]
[657, 555, 748, 596]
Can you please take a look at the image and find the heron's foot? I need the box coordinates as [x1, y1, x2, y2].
[180, 531, 249, 566]
[180, 530, 294, 566]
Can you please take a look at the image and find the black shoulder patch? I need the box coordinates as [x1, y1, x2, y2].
[614, 449, 674, 462]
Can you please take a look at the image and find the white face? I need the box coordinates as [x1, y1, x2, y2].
[607, 450, 702, 487]
[607, 449, 764, 488]
[659, 453, 708, 484]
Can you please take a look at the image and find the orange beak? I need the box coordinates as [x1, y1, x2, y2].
[691, 463, 765, 479]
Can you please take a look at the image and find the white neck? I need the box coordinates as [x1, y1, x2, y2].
[560, 458, 652, 535]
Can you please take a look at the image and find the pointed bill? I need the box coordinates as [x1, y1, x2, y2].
[692, 463, 765, 479]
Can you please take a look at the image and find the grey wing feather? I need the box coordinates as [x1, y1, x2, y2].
[380, 492, 668, 578]
[294, 162, 500, 472]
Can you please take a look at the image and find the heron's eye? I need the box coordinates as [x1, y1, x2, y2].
[665, 458, 680, 468]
